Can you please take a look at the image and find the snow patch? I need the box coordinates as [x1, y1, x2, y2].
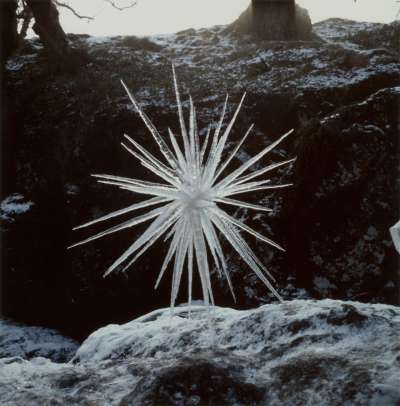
[0, 194, 33, 222]
[5, 54, 37, 72]
[85, 36, 113, 45]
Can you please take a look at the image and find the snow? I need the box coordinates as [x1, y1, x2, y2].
[85, 36, 113, 45]
[150, 32, 178, 48]
[313, 18, 384, 43]
[5, 54, 37, 72]
[1, 300, 399, 405]
[54, 20, 399, 118]
[0, 194, 34, 222]
[75, 299, 399, 363]
[0, 319, 78, 362]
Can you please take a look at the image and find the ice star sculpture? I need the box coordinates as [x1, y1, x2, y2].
[69, 66, 295, 308]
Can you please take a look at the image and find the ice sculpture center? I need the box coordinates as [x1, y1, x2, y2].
[180, 185, 214, 210]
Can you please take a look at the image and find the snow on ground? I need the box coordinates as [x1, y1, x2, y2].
[85, 36, 113, 45]
[0, 319, 79, 362]
[1, 300, 398, 405]
[142, 22, 400, 99]
[313, 18, 384, 42]
[74, 299, 399, 364]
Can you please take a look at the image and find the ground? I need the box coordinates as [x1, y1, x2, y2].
[1, 299, 399, 405]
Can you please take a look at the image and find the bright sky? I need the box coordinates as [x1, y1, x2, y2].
[57, 0, 398, 37]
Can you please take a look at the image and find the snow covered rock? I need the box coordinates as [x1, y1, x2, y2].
[0, 319, 78, 362]
[1, 300, 399, 405]
[313, 18, 385, 44]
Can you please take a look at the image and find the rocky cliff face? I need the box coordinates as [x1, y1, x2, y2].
[1, 300, 399, 405]
[2, 18, 399, 339]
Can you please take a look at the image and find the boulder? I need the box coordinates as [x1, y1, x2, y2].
[1, 300, 399, 405]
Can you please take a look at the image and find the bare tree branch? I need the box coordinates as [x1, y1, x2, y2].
[53, 1, 94, 21]
[50, 1, 138, 22]
[14, 0, 139, 45]
[104, 0, 137, 11]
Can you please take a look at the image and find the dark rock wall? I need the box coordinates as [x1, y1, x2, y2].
[285, 88, 399, 302]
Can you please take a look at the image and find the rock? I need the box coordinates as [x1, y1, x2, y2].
[313, 18, 385, 43]
[284, 87, 399, 303]
[230, 0, 313, 40]
[348, 21, 400, 56]
[1, 300, 399, 405]
[2, 19, 399, 338]
[0, 319, 78, 362]
[120, 350, 265, 405]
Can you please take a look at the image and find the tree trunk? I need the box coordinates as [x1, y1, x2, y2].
[26, 0, 70, 60]
[0, 0, 19, 66]
[231, 0, 312, 41]
[25, 0, 89, 71]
